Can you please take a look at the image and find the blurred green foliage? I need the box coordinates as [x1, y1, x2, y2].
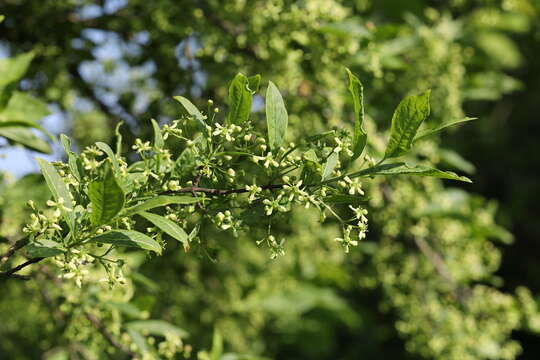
[1, 0, 540, 359]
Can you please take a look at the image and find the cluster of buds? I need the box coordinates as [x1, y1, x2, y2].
[257, 235, 286, 259]
[55, 249, 95, 288]
[132, 138, 153, 153]
[22, 199, 67, 236]
[215, 210, 242, 236]
[252, 152, 280, 168]
[162, 120, 183, 140]
[339, 176, 365, 195]
[210, 122, 242, 142]
[157, 334, 183, 359]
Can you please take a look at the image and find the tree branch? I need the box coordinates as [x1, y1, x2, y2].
[413, 237, 472, 303]
[165, 183, 284, 196]
[85, 312, 135, 358]
[1, 237, 29, 265]
[0, 257, 44, 280]
[413, 237, 455, 285]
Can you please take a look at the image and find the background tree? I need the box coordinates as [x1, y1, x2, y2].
[1, 0, 540, 359]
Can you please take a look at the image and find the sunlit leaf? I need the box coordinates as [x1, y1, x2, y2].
[151, 118, 164, 149]
[0, 52, 34, 88]
[266, 81, 288, 149]
[125, 320, 187, 337]
[96, 141, 120, 175]
[384, 90, 431, 159]
[345, 68, 367, 161]
[0, 127, 51, 153]
[322, 152, 339, 180]
[26, 240, 65, 258]
[37, 158, 73, 210]
[174, 96, 206, 129]
[124, 195, 200, 216]
[91, 230, 162, 254]
[365, 162, 471, 182]
[413, 117, 476, 143]
[227, 73, 252, 125]
[88, 165, 125, 226]
[139, 211, 189, 251]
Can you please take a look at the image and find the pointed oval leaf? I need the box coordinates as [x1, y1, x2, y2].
[0, 92, 50, 124]
[91, 230, 161, 254]
[124, 195, 200, 216]
[173, 96, 206, 129]
[151, 118, 164, 149]
[95, 141, 120, 175]
[125, 320, 187, 338]
[0, 52, 34, 88]
[413, 117, 477, 144]
[266, 81, 288, 149]
[127, 328, 149, 354]
[0, 127, 51, 153]
[323, 194, 368, 206]
[88, 166, 125, 226]
[322, 152, 339, 180]
[345, 68, 367, 161]
[139, 211, 189, 251]
[367, 162, 472, 183]
[227, 73, 253, 125]
[248, 74, 261, 93]
[37, 158, 73, 210]
[26, 240, 65, 258]
[384, 90, 431, 159]
[60, 134, 82, 181]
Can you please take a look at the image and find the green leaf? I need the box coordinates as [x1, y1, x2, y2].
[124, 195, 200, 216]
[60, 134, 83, 181]
[173, 96, 206, 128]
[125, 320, 187, 337]
[248, 74, 261, 93]
[91, 230, 162, 254]
[139, 211, 189, 251]
[345, 68, 367, 161]
[0, 15, 4, 23]
[439, 149, 476, 174]
[413, 117, 476, 143]
[37, 158, 73, 210]
[366, 162, 472, 182]
[151, 118, 164, 149]
[95, 142, 120, 175]
[384, 90, 431, 159]
[323, 194, 368, 205]
[0, 92, 50, 124]
[266, 81, 288, 149]
[0, 52, 34, 88]
[306, 130, 335, 142]
[26, 240, 65, 258]
[106, 301, 145, 319]
[114, 121, 123, 156]
[88, 165, 125, 226]
[127, 328, 150, 354]
[210, 330, 224, 360]
[322, 152, 339, 180]
[303, 149, 319, 163]
[0, 127, 51, 153]
[227, 73, 253, 125]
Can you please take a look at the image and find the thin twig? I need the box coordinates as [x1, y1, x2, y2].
[0, 257, 44, 280]
[413, 237, 455, 285]
[85, 312, 135, 358]
[0, 238, 29, 265]
[165, 184, 285, 196]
